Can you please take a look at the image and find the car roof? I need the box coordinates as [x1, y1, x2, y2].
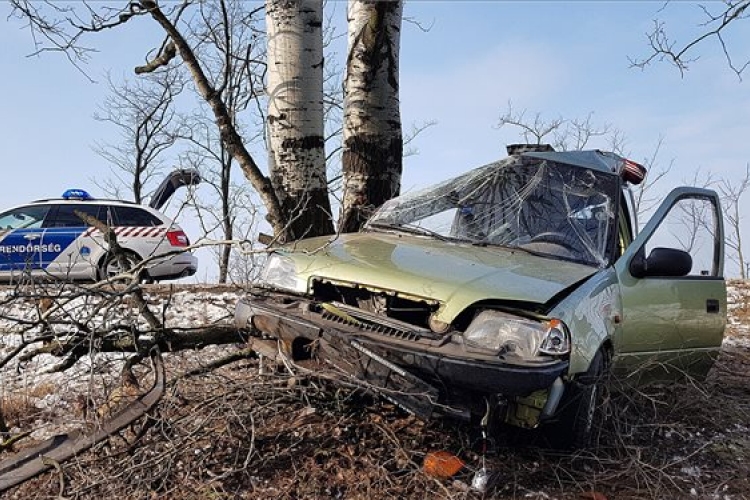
[10, 198, 171, 220]
[29, 197, 141, 206]
[521, 150, 625, 176]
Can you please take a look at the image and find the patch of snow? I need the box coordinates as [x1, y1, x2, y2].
[0, 285, 243, 440]
[681, 466, 702, 478]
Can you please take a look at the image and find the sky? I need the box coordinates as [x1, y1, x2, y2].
[1, 1, 749, 278]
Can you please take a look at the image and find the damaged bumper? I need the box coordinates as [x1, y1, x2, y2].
[236, 291, 568, 421]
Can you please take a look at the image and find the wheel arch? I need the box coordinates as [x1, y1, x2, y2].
[97, 247, 146, 280]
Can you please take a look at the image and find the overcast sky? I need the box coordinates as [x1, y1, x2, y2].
[1, 1, 749, 277]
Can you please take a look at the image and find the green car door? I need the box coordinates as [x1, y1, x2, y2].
[612, 187, 726, 383]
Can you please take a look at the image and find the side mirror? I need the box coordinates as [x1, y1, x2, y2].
[630, 247, 692, 278]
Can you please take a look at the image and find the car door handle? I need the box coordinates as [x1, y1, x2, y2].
[706, 299, 720, 314]
[23, 234, 40, 241]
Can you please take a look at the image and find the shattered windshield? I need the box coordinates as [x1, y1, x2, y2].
[366, 157, 620, 267]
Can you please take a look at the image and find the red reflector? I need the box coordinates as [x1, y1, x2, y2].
[621, 159, 647, 185]
[166, 230, 190, 247]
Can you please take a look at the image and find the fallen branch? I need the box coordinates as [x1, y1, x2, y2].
[0, 348, 166, 493]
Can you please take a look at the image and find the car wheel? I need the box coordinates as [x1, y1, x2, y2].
[544, 349, 608, 449]
[98, 251, 147, 283]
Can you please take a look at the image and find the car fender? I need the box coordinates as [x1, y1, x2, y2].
[547, 267, 621, 376]
[61, 228, 152, 279]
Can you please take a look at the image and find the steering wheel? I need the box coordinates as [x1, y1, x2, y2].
[527, 232, 577, 251]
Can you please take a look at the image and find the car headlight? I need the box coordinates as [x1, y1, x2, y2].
[259, 253, 307, 293]
[463, 310, 570, 359]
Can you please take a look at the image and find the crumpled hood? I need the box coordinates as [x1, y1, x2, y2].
[282, 231, 597, 323]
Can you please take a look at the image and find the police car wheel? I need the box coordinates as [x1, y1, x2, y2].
[98, 251, 147, 282]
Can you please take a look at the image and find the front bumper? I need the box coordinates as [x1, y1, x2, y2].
[236, 292, 568, 418]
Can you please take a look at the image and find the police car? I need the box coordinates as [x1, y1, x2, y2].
[0, 171, 199, 283]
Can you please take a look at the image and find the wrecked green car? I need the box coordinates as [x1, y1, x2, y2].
[235, 145, 726, 447]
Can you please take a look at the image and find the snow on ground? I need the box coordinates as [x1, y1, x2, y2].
[725, 280, 750, 346]
[0, 285, 244, 438]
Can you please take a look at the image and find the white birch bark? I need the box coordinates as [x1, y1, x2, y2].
[266, 0, 333, 239]
[340, 0, 403, 233]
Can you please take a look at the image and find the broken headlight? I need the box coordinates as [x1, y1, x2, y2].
[259, 253, 307, 293]
[463, 310, 570, 359]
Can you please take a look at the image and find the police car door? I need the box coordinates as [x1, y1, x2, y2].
[41, 203, 104, 279]
[0, 205, 50, 276]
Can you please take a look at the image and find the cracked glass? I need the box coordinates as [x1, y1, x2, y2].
[366, 157, 619, 267]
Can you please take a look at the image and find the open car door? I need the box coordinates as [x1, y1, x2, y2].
[612, 187, 726, 383]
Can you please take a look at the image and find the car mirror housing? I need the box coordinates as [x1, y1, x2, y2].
[630, 247, 692, 278]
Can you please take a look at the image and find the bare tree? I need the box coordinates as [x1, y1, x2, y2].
[93, 70, 186, 204]
[9, 0, 413, 243]
[8, 0, 301, 282]
[181, 132, 255, 283]
[9, 0, 321, 240]
[498, 103, 612, 151]
[717, 165, 750, 278]
[177, 1, 266, 282]
[632, 1, 750, 78]
[627, 136, 673, 221]
[135, 1, 292, 238]
[498, 104, 565, 147]
[340, 0, 404, 233]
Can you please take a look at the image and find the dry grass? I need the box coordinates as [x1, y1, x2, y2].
[1, 382, 57, 427]
[2, 343, 749, 500]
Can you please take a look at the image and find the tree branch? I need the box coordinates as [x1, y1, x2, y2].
[631, 1, 750, 78]
[134, 41, 176, 74]
[139, 0, 287, 238]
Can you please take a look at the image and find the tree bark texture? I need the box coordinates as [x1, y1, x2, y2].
[266, 0, 334, 240]
[340, 0, 403, 233]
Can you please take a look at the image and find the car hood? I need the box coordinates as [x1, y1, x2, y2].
[283, 231, 597, 323]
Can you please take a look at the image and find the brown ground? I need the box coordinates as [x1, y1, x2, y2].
[2, 282, 750, 500]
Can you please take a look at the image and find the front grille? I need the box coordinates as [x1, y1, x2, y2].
[311, 280, 436, 332]
[319, 308, 423, 342]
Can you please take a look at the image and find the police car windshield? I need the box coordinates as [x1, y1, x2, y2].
[0, 206, 50, 230]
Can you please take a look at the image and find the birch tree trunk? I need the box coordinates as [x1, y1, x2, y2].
[340, 0, 403, 233]
[266, 0, 333, 240]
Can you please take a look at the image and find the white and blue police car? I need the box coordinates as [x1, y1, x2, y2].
[0, 173, 199, 283]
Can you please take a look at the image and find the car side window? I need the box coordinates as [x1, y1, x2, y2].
[44, 204, 102, 228]
[0, 205, 50, 230]
[112, 206, 162, 227]
[99, 205, 116, 226]
[642, 196, 720, 277]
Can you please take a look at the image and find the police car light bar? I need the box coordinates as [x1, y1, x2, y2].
[62, 189, 94, 200]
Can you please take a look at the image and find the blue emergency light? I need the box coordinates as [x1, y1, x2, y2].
[62, 189, 94, 201]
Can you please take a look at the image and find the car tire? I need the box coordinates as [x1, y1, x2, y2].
[98, 250, 147, 283]
[544, 349, 608, 449]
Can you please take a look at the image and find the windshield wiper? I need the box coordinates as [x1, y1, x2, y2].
[368, 222, 453, 242]
[472, 238, 596, 266]
[470, 239, 537, 257]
